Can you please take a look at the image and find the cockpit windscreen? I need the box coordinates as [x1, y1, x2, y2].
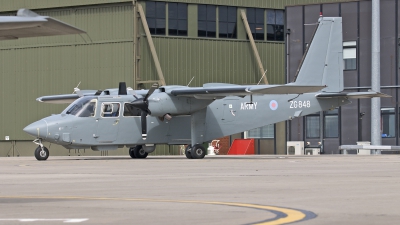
[63, 96, 97, 117]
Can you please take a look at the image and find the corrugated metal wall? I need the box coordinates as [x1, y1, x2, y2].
[140, 37, 285, 86]
[149, 0, 359, 9]
[0, 3, 134, 141]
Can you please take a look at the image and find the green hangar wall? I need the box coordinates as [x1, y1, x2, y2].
[0, 0, 355, 157]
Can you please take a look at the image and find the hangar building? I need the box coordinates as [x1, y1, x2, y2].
[0, 0, 383, 157]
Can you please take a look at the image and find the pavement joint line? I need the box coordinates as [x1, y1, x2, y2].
[0, 196, 316, 225]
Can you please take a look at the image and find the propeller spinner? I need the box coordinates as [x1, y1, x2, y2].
[128, 83, 159, 140]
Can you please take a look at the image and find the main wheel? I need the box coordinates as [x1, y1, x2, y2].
[190, 144, 206, 159]
[34, 146, 49, 161]
[129, 147, 136, 158]
[185, 145, 192, 159]
[133, 145, 148, 159]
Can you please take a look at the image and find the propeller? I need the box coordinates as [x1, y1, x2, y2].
[129, 83, 159, 140]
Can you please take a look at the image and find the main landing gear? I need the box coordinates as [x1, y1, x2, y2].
[129, 145, 148, 159]
[33, 139, 49, 161]
[185, 144, 206, 159]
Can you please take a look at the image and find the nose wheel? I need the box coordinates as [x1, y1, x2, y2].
[34, 146, 49, 161]
[32, 138, 49, 161]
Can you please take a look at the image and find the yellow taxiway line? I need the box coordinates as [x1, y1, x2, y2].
[0, 196, 316, 225]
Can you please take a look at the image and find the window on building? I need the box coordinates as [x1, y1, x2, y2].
[307, 109, 339, 139]
[306, 115, 320, 138]
[247, 8, 264, 40]
[267, 9, 284, 41]
[246, 124, 274, 138]
[382, 108, 395, 138]
[168, 3, 187, 36]
[198, 5, 216, 37]
[146, 1, 166, 35]
[219, 6, 237, 38]
[324, 108, 339, 138]
[343, 41, 357, 70]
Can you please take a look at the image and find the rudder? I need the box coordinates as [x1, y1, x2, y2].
[293, 17, 343, 93]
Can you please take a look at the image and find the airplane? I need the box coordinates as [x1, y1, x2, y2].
[23, 17, 390, 161]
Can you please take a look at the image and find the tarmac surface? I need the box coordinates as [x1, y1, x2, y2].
[0, 155, 399, 225]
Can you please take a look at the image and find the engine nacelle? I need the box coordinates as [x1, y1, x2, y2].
[147, 92, 212, 117]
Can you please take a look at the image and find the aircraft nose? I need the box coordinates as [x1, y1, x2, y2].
[23, 120, 48, 138]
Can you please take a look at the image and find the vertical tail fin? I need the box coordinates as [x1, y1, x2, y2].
[293, 17, 343, 93]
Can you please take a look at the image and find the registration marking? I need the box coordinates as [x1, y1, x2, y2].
[289, 100, 311, 109]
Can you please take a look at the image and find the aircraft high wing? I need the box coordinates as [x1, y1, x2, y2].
[0, 8, 85, 40]
[24, 17, 390, 161]
[36, 83, 327, 103]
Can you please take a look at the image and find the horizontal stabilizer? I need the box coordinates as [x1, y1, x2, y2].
[316, 92, 391, 99]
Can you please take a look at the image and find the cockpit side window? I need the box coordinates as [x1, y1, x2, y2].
[78, 100, 97, 117]
[101, 103, 120, 117]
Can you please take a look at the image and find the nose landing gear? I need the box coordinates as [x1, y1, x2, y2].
[33, 139, 49, 161]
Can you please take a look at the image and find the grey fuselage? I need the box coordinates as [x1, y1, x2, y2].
[26, 91, 351, 151]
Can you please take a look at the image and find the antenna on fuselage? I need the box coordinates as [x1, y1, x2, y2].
[73, 81, 83, 97]
[187, 77, 195, 86]
[257, 69, 268, 85]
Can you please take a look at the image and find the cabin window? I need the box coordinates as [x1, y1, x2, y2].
[123, 103, 141, 117]
[101, 103, 120, 118]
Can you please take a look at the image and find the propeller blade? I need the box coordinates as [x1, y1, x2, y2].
[141, 111, 147, 140]
[130, 98, 148, 112]
[143, 83, 159, 102]
[127, 87, 138, 99]
[118, 82, 127, 95]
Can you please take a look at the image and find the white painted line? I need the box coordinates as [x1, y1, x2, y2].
[0, 218, 88, 223]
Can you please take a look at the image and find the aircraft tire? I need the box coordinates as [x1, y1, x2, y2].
[185, 145, 193, 159]
[34, 146, 49, 161]
[190, 144, 206, 159]
[128, 147, 136, 158]
[133, 145, 148, 159]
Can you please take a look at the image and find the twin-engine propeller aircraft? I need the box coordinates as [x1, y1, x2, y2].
[24, 17, 389, 160]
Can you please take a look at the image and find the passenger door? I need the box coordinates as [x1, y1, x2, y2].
[95, 102, 120, 143]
